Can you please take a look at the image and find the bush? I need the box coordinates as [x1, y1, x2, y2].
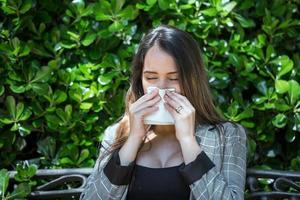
[0, 0, 299, 185]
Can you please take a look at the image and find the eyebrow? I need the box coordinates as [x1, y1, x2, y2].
[143, 71, 178, 74]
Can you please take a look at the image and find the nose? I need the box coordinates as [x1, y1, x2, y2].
[156, 78, 168, 89]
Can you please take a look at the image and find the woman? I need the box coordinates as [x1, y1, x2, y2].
[80, 25, 247, 200]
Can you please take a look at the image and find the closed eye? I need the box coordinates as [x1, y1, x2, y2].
[145, 78, 178, 81]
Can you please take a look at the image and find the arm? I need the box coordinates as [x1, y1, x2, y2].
[179, 123, 247, 200]
[80, 124, 132, 200]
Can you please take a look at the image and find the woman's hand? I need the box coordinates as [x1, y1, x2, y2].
[128, 88, 160, 141]
[163, 90, 196, 142]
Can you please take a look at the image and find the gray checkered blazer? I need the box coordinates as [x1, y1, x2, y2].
[80, 122, 247, 200]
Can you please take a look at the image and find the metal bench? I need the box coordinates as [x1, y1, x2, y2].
[8, 168, 300, 199]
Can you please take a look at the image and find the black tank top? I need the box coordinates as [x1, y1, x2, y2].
[126, 163, 190, 200]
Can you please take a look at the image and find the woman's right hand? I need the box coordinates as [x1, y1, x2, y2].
[128, 88, 160, 141]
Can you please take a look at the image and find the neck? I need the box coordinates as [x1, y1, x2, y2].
[152, 125, 176, 139]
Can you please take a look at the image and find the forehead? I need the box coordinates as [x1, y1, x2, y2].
[143, 45, 177, 73]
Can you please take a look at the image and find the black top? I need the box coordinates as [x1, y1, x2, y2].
[103, 149, 215, 198]
[126, 163, 190, 200]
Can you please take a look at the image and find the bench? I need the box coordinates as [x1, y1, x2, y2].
[8, 168, 300, 199]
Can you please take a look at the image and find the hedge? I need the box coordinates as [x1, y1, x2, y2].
[0, 0, 300, 198]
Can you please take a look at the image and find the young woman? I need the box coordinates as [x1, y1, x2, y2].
[80, 25, 247, 200]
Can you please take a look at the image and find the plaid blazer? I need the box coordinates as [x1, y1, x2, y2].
[80, 122, 247, 200]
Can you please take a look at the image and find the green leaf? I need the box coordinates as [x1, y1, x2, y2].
[158, 0, 170, 10]
[266, 45, 275, 61]
[111, 0, 125, 13]
[31, 83, 49, 95]
[59, 41, 77, 49]
[20, 0, 32, 14]
[80, 102, 93, 110]
[69, 90, 82, 103]
[19, 44, 31, 57]
[53, 90, 67, 104]
[271, 55, 293, 79]
[18, 125, 31, 136]
[56, 108, 67, 123]
[67, 31, 80, 41]
[18, 107, 31, 121]
[65, 105, 72, 119]
[45, 114, 61, 125]
[275, 79, 289, 94]
[81, 33, 97, 46]
[37, 136, 56, 159]
[291, 157, 300, 170]
[235, 14, 255, 28]
[10, 85, 26, 93]
[241, 121, 255, 128]
[288, 80, 300, 105]
[26, 165, 37, 178]
[0, 169, 9, 197]
[222, 1, 237, 15]
[272, 113, 287, 128]
[235, 108, 254, 121]
[16, 102, 24, 120]
[0, 117, 14, 124]
[94, 1, 112, 21]
[202, 8, 218, 16]
[118, 5, 139, 20]
[32, 66, 51, 83]
[94, 12, 111, 21]
[15, 164, 37, 182]
[48, 59, 60, 69]
[108, 21, 122, 32]
[9, 183, 31, 198]
[147, 0, 157, 6]
[225, 101, 239, 118]
[257, 80, 267, 95]
[59, 157, 74, 165]
[1, 3, 16, 14]
[274, 102, 291, 112]
[246, 138, 256, 161]
[15, 137, 26, 151]
[136, 2, 152, 11]
[285, 130, 295, 143]
[98, 74, 112, 85]
[77, 149, 89, 164]
[6, 96, 16, 120]
[0, 86, 4, 96]
[293, 113, 300, 132]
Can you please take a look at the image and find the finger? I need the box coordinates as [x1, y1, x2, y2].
[135, 94, 161, 113]
[139, 106, 159, 117]
[165, 90, 191, 107]
[143, 88, 160, 101]
[134, 88, 159, 107]
[164, 102, 177, 116]
[163, 93, 179, 110]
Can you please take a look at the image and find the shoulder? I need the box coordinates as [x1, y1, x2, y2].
[101, 123, 120, 146]
[195, 121, 247, 142]
[220, 121, 247, 140]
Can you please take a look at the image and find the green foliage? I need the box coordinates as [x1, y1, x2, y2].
[0, 0, 300, 196]
[0, 163, 36, 200]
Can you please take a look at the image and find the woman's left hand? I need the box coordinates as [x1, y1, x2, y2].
[163, 90, 196, 142]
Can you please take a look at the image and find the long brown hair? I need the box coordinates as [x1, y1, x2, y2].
[99, 25, 224, 161]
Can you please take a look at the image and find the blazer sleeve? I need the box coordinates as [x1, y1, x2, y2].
[181, 123, 247, 200]
[80, 124, 131, 200]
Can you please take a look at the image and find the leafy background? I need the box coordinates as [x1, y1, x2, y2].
[0, 0, 300, 198]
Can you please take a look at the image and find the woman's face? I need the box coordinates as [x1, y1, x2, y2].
[142, 44, 181, 94]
